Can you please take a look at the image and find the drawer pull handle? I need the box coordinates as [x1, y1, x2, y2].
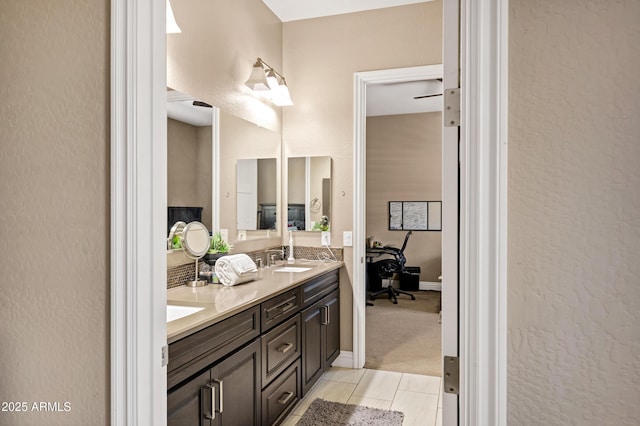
[277, 342, 294, 354]
[277, 391, 294, 405]
[280, 302, 295, 312]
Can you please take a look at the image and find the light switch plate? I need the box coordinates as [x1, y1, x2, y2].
[321, 231, 330, 246]
[343, 231, 353, 247]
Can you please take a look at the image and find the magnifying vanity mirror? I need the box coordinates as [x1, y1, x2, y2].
[181, 221, 211, 287]
[287, 156, 332, 231]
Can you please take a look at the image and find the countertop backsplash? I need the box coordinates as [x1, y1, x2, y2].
[167, 245, 343, 289]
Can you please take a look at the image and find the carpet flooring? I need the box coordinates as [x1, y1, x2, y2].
[365, 290, 442, 377]
[296, 398, 404, 426]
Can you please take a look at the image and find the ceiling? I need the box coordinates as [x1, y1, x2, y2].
[261, 0, 431, 23]
[167, 89, 213, 126]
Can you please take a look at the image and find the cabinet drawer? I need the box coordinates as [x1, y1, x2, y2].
[261, 287, 301, 332]
[261, 314, 301, 385]
[261, 359, 301, 426]
[168, 306, 260, 390]
[301, 269, 339, 308]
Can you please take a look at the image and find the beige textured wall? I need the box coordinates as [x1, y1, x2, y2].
[366, 113, 442, 281]
[508, 1, 640, 424]
[0, 0, 109, 424]
[283, 1, 442, 350]
[168, 0, 283, 132]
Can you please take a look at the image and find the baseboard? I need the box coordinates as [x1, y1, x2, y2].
[419, 281, 442, 291]
[331, 351, 354, 368]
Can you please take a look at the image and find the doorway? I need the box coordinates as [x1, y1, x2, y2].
[363, 78, 444, 377]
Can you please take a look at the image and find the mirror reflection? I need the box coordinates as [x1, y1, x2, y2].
[287, 156, 332, 231]
[236, 158, 278, 231]
[219, 111, 281, 241]
[167, 89, 214, 238]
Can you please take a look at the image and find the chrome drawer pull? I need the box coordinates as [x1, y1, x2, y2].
[277, 391, 294, 405]
[280, 302, 295, 312]
[277, 342, 294, 354]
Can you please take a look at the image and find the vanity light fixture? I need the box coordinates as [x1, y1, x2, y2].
[166, 0, 181, 34]
[245, 58, 293, 106]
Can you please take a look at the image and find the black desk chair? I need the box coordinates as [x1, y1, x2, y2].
[367, 231, 416, 304]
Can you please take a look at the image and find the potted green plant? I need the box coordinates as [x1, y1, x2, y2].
[204, 232, 231, 266]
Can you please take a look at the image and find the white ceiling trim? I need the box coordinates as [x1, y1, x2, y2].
[262, 0, 433, 22]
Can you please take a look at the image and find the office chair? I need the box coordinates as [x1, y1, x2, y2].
[368, 231, 416, 304]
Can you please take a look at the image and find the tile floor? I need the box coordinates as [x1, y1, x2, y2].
[281, 367, 442, 426]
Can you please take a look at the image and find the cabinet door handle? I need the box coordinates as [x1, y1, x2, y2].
[214, 379, 224, 413]
[326, 305, 331, 324]
[277, 391, 294, 405]
[321, 306, 329, 325]
[201, 384, 215, 420]
[277, 342, 294, 354]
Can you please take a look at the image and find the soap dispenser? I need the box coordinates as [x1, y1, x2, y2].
[288, 231, 295, 264]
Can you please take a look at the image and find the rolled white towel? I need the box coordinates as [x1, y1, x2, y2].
[214, 254, 258, 286]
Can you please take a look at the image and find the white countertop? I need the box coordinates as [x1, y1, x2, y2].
[167, 260, 343, 343]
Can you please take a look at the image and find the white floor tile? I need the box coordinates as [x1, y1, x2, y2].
[390, 390, 438, 426]
[291, 379, 357, 416]
[399, 373, 441, 395]
[352, 369, 402, 400]
[322, 366, 366, 384]
[282, 368, 444, 426]
[280, 414, 301, 426]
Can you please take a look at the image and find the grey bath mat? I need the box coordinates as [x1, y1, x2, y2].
[296, 398, 404, 426]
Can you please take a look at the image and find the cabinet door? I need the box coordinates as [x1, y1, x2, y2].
[211, 339, 261, 426]
[301, 302, 323, 396]
[167, 369, 212, 426]
[323, 290, 340, 368]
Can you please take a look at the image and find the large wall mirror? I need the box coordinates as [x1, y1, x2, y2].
[218, 111, 281, 242]
[167, 91, 282, 249]
[167, 89, 215, 239]
[287, 156, 332, 231]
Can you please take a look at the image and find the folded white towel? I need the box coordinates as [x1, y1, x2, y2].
[214, 254, 258, 286]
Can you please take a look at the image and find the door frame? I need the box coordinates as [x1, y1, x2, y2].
[110, 0, 508, 425]
[352, 64, 445, 372]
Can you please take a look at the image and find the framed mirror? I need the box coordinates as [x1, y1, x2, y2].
[287, 156, 332, 231]
[166, 89, 215, 241]
[218, 111, 281, 242]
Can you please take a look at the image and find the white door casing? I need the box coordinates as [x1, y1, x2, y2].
[110, 0, 508, 424]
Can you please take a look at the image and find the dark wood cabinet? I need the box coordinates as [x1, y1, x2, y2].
[300, 269, 340, 397]
[167, 339, 261, 426]
[168, 268, 340, 425]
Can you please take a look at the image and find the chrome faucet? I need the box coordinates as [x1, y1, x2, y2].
[265, 248, 284, 266]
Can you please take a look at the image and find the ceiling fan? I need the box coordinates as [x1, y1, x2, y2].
[413, 92, 442, 99]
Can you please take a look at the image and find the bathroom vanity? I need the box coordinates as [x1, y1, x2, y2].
[166, 262, 341, 426]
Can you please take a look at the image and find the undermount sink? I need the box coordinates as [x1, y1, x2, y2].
[273, 266, 312, 273]
[167, 305, 205, 322]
